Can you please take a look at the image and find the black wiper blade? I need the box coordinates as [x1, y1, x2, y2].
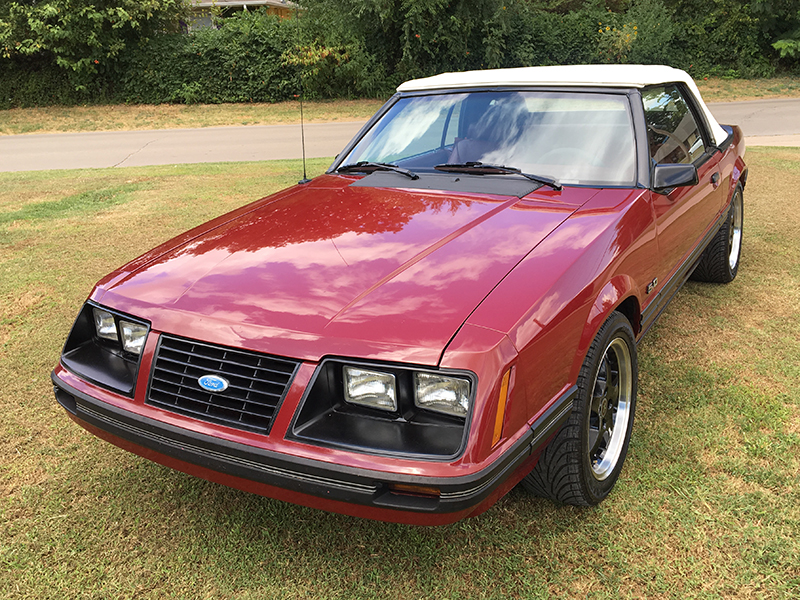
[336, 161, 419, 180]
[434, 162, 562, 191]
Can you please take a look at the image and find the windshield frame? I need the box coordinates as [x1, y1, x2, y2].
[329, 86, 647, 190]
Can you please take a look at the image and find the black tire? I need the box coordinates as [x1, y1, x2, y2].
[690, 185, 743, 283]
[522, 312, 637, 506]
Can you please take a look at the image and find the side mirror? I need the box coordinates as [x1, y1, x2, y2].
[652, 163, 699, 193]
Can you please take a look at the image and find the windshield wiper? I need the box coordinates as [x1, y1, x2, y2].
[434, 162, 562, 191]
[336, 161, 419, 180]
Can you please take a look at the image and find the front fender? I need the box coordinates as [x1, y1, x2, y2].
[573, 276, 641, 380]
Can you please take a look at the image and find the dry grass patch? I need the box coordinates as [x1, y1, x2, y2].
[697, 76, 800, 102]
[2, 286, 52, 319]
[787, 406, 800, 435]
[0, 99, 384, 136]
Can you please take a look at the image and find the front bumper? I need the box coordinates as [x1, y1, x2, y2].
[53, 372, 574, 525]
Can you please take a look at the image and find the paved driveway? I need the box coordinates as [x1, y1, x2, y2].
[1, 99, 799, 172]
[0, 121, 366, 172]
[707, 98, 800, 146]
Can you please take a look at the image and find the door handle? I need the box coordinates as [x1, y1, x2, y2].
[710, 172, 720, 188]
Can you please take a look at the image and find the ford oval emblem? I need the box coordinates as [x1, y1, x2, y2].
[198, 374, 229, 393]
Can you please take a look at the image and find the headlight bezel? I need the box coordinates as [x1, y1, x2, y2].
[61, 302, 151, 397]
[289, 358, 476, 460]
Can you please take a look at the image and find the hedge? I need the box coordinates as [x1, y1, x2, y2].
[0, 1, 798, 109]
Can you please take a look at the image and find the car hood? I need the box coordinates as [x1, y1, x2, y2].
[95, 175, 594, 365]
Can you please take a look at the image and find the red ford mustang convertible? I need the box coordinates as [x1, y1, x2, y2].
[53, 65, 747, 525]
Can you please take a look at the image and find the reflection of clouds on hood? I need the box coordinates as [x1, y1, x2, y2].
[109, 171, 578, 358]
[330, 207, 568, 333]
[194, 290, 343, 319]
[393, 223, 545, 290]
[332, 294, 459, 322]
[161, 183, 473, 261]
[533, 219, 600, 259]
[333, 232, 427, 264]
[215, 237, 419, 272]
[115, 248, 231, 305]
[112, 190, 520, 323]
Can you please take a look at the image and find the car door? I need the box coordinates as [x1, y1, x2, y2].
[643, 84, 725, 284]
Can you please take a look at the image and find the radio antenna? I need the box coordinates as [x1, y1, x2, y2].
[296, 7, 311, 185]
[298, 92, 311, 184]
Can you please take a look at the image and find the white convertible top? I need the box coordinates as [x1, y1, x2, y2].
[398, 64, 728, 145]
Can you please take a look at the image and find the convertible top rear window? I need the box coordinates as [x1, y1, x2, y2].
[340, 91, 637, 187]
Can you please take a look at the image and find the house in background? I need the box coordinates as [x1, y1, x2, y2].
[188, 0, 299, 30]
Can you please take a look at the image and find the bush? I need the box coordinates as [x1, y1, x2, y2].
[0, 0, 796, 108]
[122, 11, 299, 104]
[121, 9, 375, 104]
[625, 0, 681, 65]
[507, 4, 606, 67]
[665, 0, 776, 77]
[0, 57, 115, 109]
[297, 0, 524, 92]
[282, 42, 385, 99]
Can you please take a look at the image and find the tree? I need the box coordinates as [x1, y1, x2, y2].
[751, 0, 800, 62]
[296, 0, 519, 94]
[0, 0, 188, 90]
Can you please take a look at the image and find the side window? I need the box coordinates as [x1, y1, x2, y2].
[642, 85, 706, 165]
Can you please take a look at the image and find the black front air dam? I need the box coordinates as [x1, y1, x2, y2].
[53, 372, 574, 514]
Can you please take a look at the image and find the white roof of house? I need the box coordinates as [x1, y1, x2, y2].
[398, 65, 728, 145]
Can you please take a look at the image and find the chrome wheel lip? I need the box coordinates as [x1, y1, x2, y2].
[728, 193, 743, 271]
[589, 337, 633, 481]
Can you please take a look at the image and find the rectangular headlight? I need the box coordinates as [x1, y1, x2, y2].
[414, 373, 470, 417]
[120, 320, 148, 355]
[93, 307, 118, 341]
[344, 367, 397, 412]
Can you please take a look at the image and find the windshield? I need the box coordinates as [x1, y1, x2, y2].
[339, 91, 637, 187]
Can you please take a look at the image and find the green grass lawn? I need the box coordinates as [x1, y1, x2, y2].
[1, 151, 798, 599]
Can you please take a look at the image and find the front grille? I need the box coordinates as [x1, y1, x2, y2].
[147, 335, 300, 434]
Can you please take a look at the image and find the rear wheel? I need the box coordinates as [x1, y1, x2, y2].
[691, 185, 743, 283]
[522, 312, 637, 506]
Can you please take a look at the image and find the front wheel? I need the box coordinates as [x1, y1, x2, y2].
[522, 312, 637, 506]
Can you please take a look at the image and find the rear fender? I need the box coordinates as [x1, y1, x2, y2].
[730, 158, 747, 196]
[726, 126, 747, 199]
